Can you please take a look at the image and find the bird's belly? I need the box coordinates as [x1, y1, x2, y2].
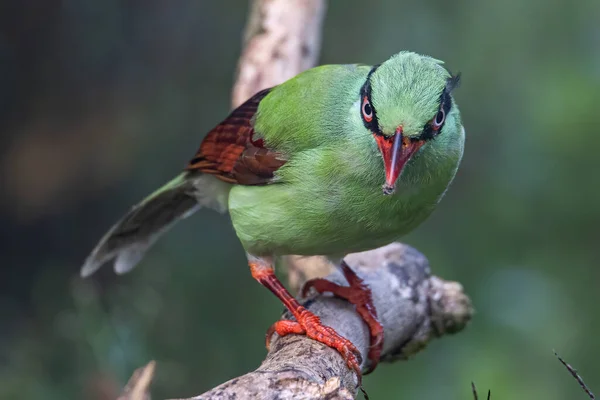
[228, 181, 436, 257]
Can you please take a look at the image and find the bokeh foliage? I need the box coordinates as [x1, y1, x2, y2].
[1, 0, 599, 398]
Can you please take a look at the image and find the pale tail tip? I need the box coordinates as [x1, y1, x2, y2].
[113, 248, 144, 275]
[80, 267, 94, 278]
[80, 261, 100, 278]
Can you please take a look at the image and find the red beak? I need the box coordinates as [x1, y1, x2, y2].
[374, 126, 424, 195]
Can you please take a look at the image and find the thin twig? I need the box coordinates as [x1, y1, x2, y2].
[471, 382, 491, 400]
[555, 351, 595, 399]
[471, 382, 478, 400]
[118, 361, 155, 400]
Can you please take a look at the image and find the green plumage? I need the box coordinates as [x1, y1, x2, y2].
[230, 53, 463, 257]
[81, 51, 464, 276]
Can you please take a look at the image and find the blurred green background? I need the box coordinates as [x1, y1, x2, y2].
[1, 0, 599, 399]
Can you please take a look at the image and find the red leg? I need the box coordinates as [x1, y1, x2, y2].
[301, 260, 384, 374]
[249, 257, 363, 383]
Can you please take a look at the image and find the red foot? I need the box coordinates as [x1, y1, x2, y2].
[266, 309, 363, 382]
[249, 259, 364, 384]
[301, 260, 384, 374]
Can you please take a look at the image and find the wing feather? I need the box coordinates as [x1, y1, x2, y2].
[186, 88, 287, 185]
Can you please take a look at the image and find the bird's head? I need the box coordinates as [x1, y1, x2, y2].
[360, 52, 462, 195]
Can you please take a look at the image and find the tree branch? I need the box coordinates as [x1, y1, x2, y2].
[118, 361, 155, 400]
[177, 243, 473, 399]
[231, 0, 326, 108]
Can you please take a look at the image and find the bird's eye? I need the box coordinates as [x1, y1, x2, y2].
[362, 96, 373, 122]
[432, 109, 445, 130]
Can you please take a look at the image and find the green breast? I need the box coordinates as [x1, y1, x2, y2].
[228, 140, 460, 257]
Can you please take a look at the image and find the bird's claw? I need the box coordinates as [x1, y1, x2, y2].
[265, 311, 363, 385]
[300, 261, 384, 374]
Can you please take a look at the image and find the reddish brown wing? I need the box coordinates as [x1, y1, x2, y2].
[186, 88, 286, 185]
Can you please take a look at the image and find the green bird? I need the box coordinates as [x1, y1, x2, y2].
[80, 51, 464, 380]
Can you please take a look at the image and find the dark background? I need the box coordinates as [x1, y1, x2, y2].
[1, 1, 599, 398]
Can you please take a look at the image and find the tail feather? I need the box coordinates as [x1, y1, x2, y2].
[80, 172, 227, 277]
